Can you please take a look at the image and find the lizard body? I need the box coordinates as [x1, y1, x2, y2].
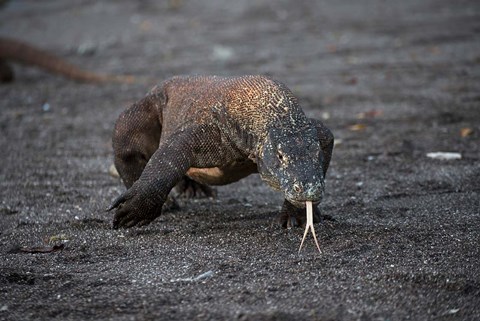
[110, 75, 334, 229]
[0, 36, 134, 83]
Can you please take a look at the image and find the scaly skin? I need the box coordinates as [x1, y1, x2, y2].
[0, 36, 135, 83]
[110, 75, 334, 229]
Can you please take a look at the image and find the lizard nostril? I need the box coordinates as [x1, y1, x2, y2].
[293, 183, 302, 193]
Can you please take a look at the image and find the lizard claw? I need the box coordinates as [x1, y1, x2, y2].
[107, 191, 132, 212]
[286, 216, 299, 229]
[109, 185, 163, 229]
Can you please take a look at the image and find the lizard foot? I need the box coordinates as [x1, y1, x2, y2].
[174, 176, 216, 198]
[108, 184, 163, 229]
[0, 60, 14, 83]
[163, 195, 180, 212]
[273, 200, 321, 228]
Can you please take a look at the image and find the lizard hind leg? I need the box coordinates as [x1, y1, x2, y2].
[174, 176, 216, 199]
[0, 59, 14, 82]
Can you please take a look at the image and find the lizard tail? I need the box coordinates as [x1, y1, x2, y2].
[0, 36, 136, 84]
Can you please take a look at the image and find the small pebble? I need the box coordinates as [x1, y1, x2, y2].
[426, 152, 461, 160]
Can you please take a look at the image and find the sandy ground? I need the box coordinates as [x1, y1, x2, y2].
[0, 0, 479, 320]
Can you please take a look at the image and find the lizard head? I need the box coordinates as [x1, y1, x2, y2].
[256, 125, 325, 208]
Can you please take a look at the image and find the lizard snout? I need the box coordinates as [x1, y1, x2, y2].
[293, 183, 302, 193]
[286, 180, 324, 207]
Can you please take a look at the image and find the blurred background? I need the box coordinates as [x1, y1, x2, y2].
[2, 0, 478, 99]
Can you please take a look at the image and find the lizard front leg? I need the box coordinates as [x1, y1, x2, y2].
[110, 129, 203, 228]
[275, 200, 321, 228]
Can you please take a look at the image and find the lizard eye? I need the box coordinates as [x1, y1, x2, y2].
[277, 152, 284, 161]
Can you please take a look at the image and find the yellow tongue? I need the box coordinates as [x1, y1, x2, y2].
[298, 201, 322, 253]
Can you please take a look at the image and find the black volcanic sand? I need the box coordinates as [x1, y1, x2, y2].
[0, 1, 479, 320]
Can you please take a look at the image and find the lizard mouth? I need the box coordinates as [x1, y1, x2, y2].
[284, 180, 325, 208]
[285, 185, 324, 208]
[286, 197, 321, 208]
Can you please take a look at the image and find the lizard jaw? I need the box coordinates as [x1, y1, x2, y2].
[284, 180, 325, 208]
[285, 197, 321, 208]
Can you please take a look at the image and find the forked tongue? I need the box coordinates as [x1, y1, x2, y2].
[298, 201, 322, 254]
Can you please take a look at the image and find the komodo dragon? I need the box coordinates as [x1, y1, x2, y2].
[110, 75, 334, 230]
[0, 36, 134, 83]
